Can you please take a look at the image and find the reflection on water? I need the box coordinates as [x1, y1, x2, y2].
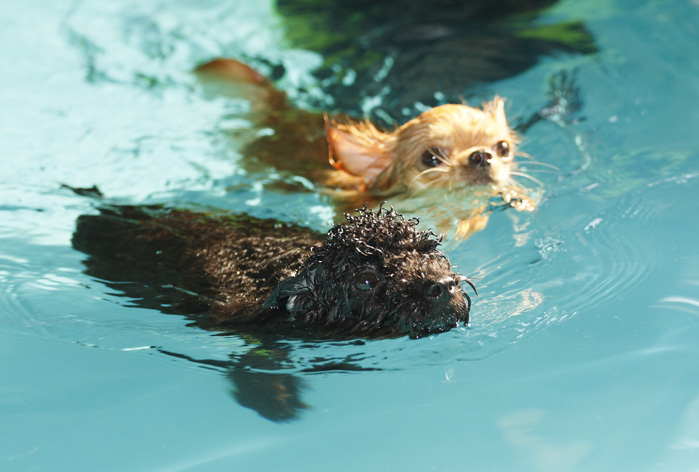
[276, 0, 597, 121]
[498, 408, 594, 472]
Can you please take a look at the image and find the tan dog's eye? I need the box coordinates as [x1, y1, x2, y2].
[494, 140, 510, 158]
[420, 147, 447, 168]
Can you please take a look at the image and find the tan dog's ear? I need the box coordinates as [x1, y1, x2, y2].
[482, 96, 508, 127]
[325, 116, 396, 183]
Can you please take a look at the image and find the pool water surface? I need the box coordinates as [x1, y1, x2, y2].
[1, 0, 699, 470]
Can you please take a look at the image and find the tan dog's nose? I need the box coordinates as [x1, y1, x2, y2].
[469, 150, 492, 167]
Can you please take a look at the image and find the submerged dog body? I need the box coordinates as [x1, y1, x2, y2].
[73, 205, 473, 339]
[196, 58, 521, 200]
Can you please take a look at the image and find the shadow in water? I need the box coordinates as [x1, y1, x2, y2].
[156, 337, 380, 422]
[274, 0, 596, 119]
[156, 341, 313, 423]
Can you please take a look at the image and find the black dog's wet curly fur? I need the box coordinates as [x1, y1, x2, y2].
[73, 205, 474, 339]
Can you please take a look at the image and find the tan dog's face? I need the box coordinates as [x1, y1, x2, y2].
[327, 99, 518, 194]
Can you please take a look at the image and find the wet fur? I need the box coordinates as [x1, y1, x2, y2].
[72, 204, 473, 339]
[196, 59, 522, 201]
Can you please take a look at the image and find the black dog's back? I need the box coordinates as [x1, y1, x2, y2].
[73, 205, 321, 327]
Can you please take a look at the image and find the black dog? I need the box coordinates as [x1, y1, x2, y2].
[72, 204, 475, 421]
[73, 204, 474, 339]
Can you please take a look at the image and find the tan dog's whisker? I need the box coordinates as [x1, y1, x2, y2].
[517, 169, 558, 176]
[412, 167, 452, 183]
[517, 160, 559, 170]
[509, 171, 544, 187]
[408, 173, 445, 192]
[435, 153, 454, 167]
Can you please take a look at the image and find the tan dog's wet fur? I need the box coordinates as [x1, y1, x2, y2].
[195, 58, 536, 238]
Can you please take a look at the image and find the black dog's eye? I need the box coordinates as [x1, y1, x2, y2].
[420, 147, 446, 168]
[494, 140, 510, 158]
[354, 271, 379, 292]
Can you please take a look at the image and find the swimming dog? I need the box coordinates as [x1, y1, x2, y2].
[197, 58, 549, 238]
[73, 204, 474, 339]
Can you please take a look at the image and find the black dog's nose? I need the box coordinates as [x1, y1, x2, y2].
[469, 150, 492, 167]
[426, 281, 451, 303]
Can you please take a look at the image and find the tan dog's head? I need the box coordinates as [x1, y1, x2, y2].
[326, 98, 518, 194]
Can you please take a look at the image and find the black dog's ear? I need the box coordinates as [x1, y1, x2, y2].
[263, 269, 316, 317]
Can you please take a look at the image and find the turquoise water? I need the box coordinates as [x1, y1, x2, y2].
[2, 0, 699, 470]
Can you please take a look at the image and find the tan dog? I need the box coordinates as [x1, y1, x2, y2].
[326, 101, 516, 193]
[195, 58, 536, 238]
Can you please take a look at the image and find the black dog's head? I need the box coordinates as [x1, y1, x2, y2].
[264, 206, 475, 338]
